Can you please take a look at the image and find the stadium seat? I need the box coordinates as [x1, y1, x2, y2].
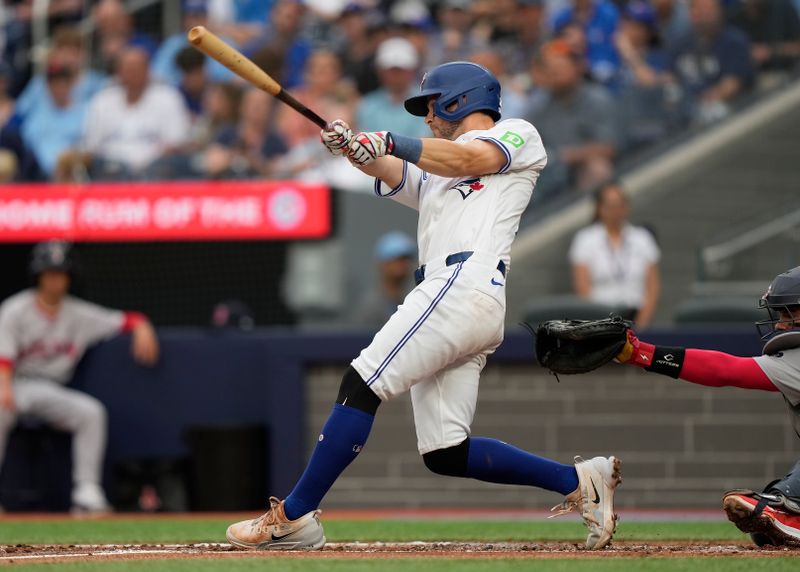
[673, 296, 764, 325]
[523, 296, 620, 325]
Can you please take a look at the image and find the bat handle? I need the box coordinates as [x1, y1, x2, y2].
[276, 90, 328, 129]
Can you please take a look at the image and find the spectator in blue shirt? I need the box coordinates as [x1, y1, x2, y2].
[151, 0, 235, 86]
[615, 1, 675, 149]
[20, 57, 89, 177]
[16, 26, 106, 119]
[668, 0, 754, 124]
[242, 0, 312, 89]
[356, 37, 428, 138]
[206, 0, 273, 46]
[552, 0, 621, 85]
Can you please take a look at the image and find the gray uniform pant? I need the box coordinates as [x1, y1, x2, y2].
[0, 379, 106, 486]
[768, 460, 800, 500]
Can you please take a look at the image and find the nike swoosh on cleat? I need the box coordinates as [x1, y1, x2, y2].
[490, 278, 505, 286]
[271, 530, 295, 541]
[590, 478, 600, 504]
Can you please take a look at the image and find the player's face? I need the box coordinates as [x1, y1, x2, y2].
[425, 98, 461, 140]
[774, 307, 800, 331]
[38, 270, 70, 300]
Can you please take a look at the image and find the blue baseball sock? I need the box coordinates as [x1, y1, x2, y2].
[466, 437, 579, 495]
[283, 404, 374, 520]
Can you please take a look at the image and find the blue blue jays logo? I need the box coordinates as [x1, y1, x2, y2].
[451, 178, 485, 200]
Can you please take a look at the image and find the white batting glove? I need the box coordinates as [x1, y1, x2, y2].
[347, 131, 392, 166]
[320, 119, 353, 156]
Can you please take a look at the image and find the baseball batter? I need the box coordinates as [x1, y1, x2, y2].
[226, 62, 622, 551]
[617, 266, 800, 546]
[0, 240, 159, 513]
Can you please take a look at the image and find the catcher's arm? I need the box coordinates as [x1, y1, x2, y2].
[617, 330, 777, 391]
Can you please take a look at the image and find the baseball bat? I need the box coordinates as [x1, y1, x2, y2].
[187, 26, 328, 129]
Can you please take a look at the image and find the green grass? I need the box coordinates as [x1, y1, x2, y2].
[0, 519, 747, 545]
[0, 518, 792, 572]
[5, 560, 800, 572]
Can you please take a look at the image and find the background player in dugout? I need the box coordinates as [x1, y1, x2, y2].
[616, 266, 800, 546]
[226, 62, 621, 552]
[0, 240, 159, 513]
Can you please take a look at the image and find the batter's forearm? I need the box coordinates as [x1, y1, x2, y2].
[415, 138, 496, 177]
[357, 156, 405, 188]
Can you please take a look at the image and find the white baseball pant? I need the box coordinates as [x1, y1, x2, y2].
[351, 252, 506, 454]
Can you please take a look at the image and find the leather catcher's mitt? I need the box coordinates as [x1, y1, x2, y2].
[532, 315, 630, 374]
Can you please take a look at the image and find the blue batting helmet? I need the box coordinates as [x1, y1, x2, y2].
[404, 61, 501, 122]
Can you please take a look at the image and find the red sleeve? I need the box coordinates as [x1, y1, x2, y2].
[121, 311, 147, 333]
[680, 349, 778, 391]
[0, 357, 13, 369]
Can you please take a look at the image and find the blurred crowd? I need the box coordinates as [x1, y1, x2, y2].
[1, 0, 799, 200]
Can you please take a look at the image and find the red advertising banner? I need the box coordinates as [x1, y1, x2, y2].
[0, 181, 331, 242]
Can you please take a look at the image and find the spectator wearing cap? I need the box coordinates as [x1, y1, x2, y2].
[551, 0, 621, 85]
[524, 40, 618, 198]
[728, 0, 800, 72]
[667, 0, 754, 125]
[356, 37, 428, 138]
[151, 0, 236, 87]
[174, 47, 207, 117]
[16, 26, 107, 120]
[389, 1, 435, 68]
[614, 1, 674, 149]
[20, 56, 90, 177]
[81, 44, 190, 179]
[353, 231, 417, 329]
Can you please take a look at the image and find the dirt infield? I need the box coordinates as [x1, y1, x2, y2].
[0, 541, 797, 564]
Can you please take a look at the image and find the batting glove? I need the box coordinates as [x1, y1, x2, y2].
[320, 119, 354, 156]
[348, 131, 394, 166]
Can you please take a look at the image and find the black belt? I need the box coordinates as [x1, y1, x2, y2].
[414, 251, 506, 286]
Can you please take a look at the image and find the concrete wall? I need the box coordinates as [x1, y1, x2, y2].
[306, 363, 800, 509]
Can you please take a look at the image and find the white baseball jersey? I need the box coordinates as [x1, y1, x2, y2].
[374, 118, 547, 269]
[0, 289, 127, 383]
[353, 118, 546, 454]
[755, 348, 800, 437]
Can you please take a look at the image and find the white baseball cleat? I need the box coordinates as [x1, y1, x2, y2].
[71, 482, 112, 515]
[550, 456, 622, 549]
[226, 497, 326, 550]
